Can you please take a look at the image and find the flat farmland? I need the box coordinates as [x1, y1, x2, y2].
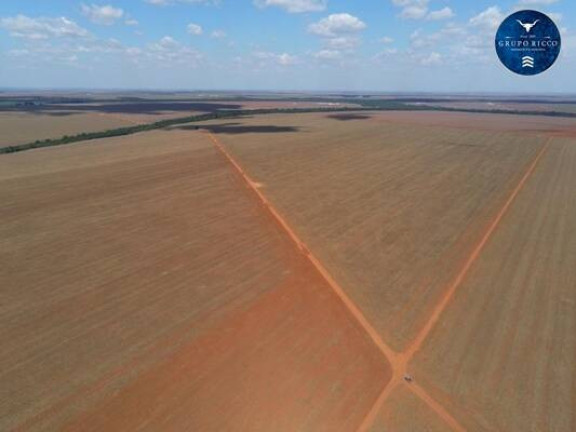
[3, 108, 576, 431]
[195, 112, 547, 351]
[410, 101, 576, 115]
[0, 111, 136, 148]
[412, 137, 576, 431]
[368, 110, 576, 136]
[192, 110, 576, 430]
[0, 129, 388, 431]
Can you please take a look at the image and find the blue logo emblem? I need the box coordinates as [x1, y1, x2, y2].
[495, 10, 561, 76]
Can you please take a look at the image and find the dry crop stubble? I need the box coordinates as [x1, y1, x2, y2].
[1, 128, 388, 431]
[204, 112, 546, 351]
[200, 110, 573, 430]
[412, 137, 576, 431]
[0, 112, 134, 148]
[3, 109, 576, 431]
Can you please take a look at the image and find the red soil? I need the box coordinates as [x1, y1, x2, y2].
[61, 256, 390, 432]
[1, 130, 389, 431]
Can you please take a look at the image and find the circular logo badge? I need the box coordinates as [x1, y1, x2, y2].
[495, 10, 561, 76]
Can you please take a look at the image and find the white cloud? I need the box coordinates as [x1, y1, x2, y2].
[2, 29, 205, 77]
[419, 51, 442, 66]
[211, 29, 227, 38]
[392, 0, 429, 20]
[405, 20, 495, 67]
[308, 13, 366, 37]
[380, 36, 394, 44]
[254, 0, 327, 13]
[308, 13, 366, 54]
[277, 53, 298, 65]
[187, 23, 203, 35]
[7, 44, 84, 67]
[122, 36, 203, 66]
[401, 5, 428, 19]
[469, 6, 504, 31]
[254, 51, 298, 65]
[392, 0, 454, 21]
[0, 15, 90, 40]
[372, 48, 398, 61]
[325, 36, 359, 49]
[153, 35, 178, 48]
[81, 4, 124, 25]
[313, 49, 341, 60]
[450, 35, 492, 64]
[6, 37, 125, 68]
[427, 7, 455, 21]
[125, 19, 139, 26]
[146, 36, 202, 66]
[409, 23, 466, 50]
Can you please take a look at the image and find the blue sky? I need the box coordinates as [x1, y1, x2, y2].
[0, 0, 573, 92]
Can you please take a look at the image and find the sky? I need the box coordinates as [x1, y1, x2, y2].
[0, 0, 574, 93]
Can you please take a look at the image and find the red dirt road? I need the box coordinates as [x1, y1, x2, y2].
[405, 139, 550, 360]
[208, 131, 465, 432]
[207, 131, 397, 362]
[368, 385, 453, 432]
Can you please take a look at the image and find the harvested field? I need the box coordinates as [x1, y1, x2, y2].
[367, 110, 576, 136]
[0, 129, 389, 431]
[412, 137, 576, 431]
[191, 111, 576, 431]
[0, 112, 135, 148]
[3, 108, 576, 431]
[194, 112, 547, 351]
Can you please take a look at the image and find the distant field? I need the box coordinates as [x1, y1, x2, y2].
[0, 100, 357, 148]
[2, 108, 576, 431]
[0, 112, 135, 148]
[365, 110, 576, 135]
[410, 100, 576, 115]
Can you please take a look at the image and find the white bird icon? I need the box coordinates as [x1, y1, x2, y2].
[517, 19, 540, 33]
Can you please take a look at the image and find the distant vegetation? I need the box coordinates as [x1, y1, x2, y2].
[2, 99, 576, 155]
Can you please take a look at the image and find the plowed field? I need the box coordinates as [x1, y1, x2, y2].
[2, 110, 575, 431]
